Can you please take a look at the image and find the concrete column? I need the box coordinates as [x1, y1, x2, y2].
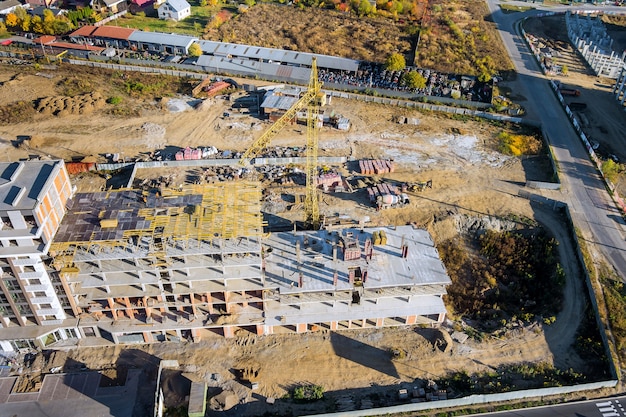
[191, 328, 200, 342]
[242, 291, 248, 308]
[406, 315, 417, 325]
[376, 318, 384, 327]
[256, 324, 265, 336]
[124, 298, 134, 319]
[206, 293, 214, 314]
[143, 332, 153, 343]
[296, 323, 307, 333]
[437, 312, 446, 323]
[223, 326, 234, 338]
[224, 291, 231, 313]
[108, 298, 118, 320]
[330, 321, 338, 330]
[190, 294, 197, 316]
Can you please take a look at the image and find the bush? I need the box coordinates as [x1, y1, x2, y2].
[293, 385, 324, 402]
[107, 96, 122, 105]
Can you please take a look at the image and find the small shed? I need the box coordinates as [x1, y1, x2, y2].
[188, 382, 207, 417]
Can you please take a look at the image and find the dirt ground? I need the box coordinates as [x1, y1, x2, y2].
[0, 49, 610, 414]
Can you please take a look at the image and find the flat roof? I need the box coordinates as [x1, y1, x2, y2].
[198, 40, 360, 72]
[128, 31, 197, 48]
[50, 42, 105, 52]
[54, 182, 263, 246]
[263, 225, 451, 294]
[0, 160, 63, 212]
[260, 94, 298, 111]
[195, 55, 311, 83]
[0, 370, 140, 417]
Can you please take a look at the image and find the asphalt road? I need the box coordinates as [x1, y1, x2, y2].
[484, 0, 626, 279]
[461, 395, 626, 416]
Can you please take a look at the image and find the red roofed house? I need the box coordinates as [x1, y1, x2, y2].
[68, 25, 97, 45]
[91, 25, 135, 48]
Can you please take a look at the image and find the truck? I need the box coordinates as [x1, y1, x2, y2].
[559, 88, 581, 97]
[376, 193, 409, 210]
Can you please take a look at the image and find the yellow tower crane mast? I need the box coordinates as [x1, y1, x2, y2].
[239, 57, 323, 229]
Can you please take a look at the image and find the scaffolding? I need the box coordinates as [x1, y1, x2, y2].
[49, 182, 263, 273]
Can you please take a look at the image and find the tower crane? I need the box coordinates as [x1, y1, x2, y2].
[239, 57, 323, 229]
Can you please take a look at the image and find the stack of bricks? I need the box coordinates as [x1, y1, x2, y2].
[359, 159, 395, 175]
[367, 183, 399, 203]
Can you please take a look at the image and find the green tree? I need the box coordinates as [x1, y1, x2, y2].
[561, 64, 568, 76]
[13, 6, 28, 21]
[0, 22, 7, 37]
[357, 0, 373, 16]
[403, 70, 426, 89]
[385, 52, 405, 71]
[602, 158, 622, 184]
[188, 42, 202, 57]
[52, 18, 73, 35]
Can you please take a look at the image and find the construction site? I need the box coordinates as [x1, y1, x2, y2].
[0, 31, 602, 413]
[0, 59, 452, 352]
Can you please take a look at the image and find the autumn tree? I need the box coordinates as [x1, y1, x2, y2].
[188, 42, 202, 57]
[21, 15, 31, 32]
[403, 70, 426, 89]
[5, 13, 18, 28]
[384, 52, 405, 71]
[43, 9, 56, 34]
[31, 15, 44, 34]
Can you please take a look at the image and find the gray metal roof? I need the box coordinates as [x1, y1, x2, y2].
[128, 31, 197, 48]
[163, 0, 190, 12]
[198, 40, 360, 72]
[260, 94, 298, 111]
[195, 55, 312, 83]
[0, 160, 62, 212]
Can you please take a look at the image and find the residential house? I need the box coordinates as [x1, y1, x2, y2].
[0, 160, 78, 352]
[29, 6, 64, 17]
[24, 0, 57, 9]
[157, 0, 190, 21]
[0, 0, 22, 14]
[91, 0, 127, 14]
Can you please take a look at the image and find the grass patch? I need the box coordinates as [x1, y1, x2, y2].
[110, 3, 226, 36]
[500, 4, 535, 13]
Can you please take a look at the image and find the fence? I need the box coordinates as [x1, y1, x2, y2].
[94, 10, 128, 27]
[310, 380, 617, 417]
[96, 156, 348, 172]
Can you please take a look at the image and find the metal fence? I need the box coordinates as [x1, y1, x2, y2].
[310, 380, 617, 417]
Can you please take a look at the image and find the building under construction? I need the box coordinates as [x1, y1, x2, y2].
[0, 160, 451, 350]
